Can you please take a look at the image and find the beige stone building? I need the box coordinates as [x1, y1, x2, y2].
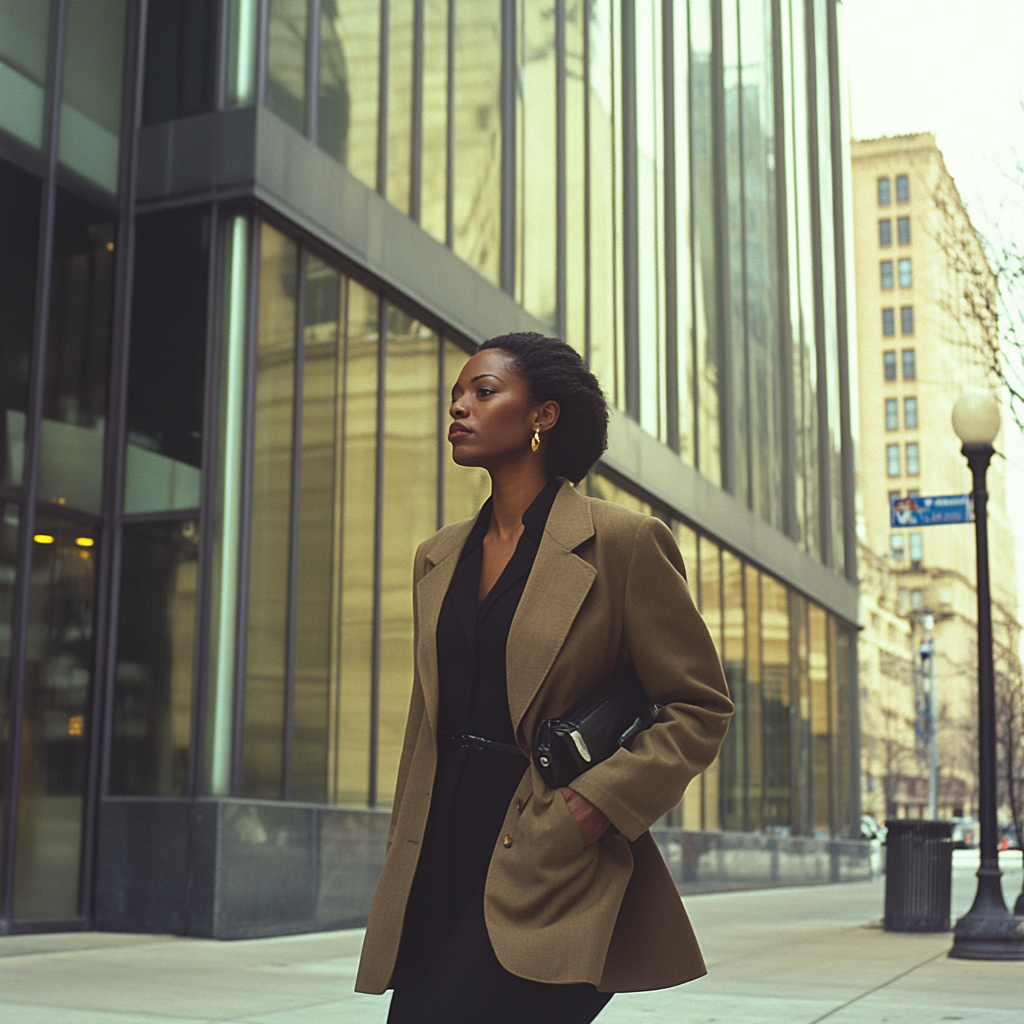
[851, 133, 1019, 822]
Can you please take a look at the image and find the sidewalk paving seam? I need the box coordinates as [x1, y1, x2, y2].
[805, 948, 948, 1024]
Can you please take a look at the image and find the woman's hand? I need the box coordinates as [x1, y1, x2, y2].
[558, 787, 611, 847]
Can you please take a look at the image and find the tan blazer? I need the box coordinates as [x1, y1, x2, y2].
[355, 480, 733, 994]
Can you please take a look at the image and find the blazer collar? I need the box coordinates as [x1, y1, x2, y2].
[415, 479, 596, 747]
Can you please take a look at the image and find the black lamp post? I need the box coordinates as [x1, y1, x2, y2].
[949, 392, 1024, 959]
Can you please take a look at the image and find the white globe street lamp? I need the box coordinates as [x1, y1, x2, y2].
[948, 391, 1024, 959]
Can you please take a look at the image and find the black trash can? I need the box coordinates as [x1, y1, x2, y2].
[883, 820, 954, 932]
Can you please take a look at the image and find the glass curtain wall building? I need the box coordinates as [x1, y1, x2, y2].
[0, 0, 859, 936]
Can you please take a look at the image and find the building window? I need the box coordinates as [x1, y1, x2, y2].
[907, 488, 920, 500]
[882, 307, 895, 336]
[910, 588, 924, 610]
[883, 350, 897, 380]
[888, 489, 901, 506]
[890, 534, 905, 558]
[898, 258, 912, 287]
[902, 349, 916, 379]
[906, 442, 920, 475]
[898, 216, 911, 244]
[878, 177, 892, 205]
[904, 396, 918, 429]
[879, 219, 892, 246]
[881, 260, 894, 289]
[901, 305, 914, 335]
[887, 444, 901, 477]
[909, 532, 923, 564]
[885, 399, 899, 431]
[896, 174, 910, 203]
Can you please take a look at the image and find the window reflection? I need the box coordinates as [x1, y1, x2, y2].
[266, 0, 308, 134]
[39, 190, 116, 514]
[142, 0, 218, 125]
[387, 0, 415, 214]
[745, 565, 763, 831]
[319, 0, 380, 188]
[721, 551, 745, 830]
[111, 520, 198, 797]
[59, 0, 127, 193]
[453, 0, 502, 284]
[444, 340, 491, 525]
[0, 163, 41, 490]
[761, 573, 790, 831]
[0, 0, 51, 148]
[564, 2, 586, 354]
[420, 0, 449, 242]
[698, 535, 721, 830]
[809, 603, 830, 834]
[242, 225, 298, 799]
[13, 514, 98, 921]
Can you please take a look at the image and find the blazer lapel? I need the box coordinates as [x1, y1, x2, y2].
[415, 519, 475, 744]
[506, 482, 597, 736]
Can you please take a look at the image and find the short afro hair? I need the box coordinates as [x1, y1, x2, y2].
[480, 332, 608, 483]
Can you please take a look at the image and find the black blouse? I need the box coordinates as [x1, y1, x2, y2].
[400, 479, 561, 953]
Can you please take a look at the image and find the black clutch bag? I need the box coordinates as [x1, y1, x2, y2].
[533, 661, 660, 790]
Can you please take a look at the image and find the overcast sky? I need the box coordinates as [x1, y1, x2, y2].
[839, 0, 1024, 614]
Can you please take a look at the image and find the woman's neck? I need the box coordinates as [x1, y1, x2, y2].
[487, 464, 554, 540]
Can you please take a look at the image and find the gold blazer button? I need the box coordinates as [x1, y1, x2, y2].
[503, 834, 514, 848]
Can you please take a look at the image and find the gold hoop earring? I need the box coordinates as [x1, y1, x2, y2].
[531, 429, 541, 453]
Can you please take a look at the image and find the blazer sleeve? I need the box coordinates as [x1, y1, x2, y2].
[386, 539, 430, 850]
[567, 515, 734, 842]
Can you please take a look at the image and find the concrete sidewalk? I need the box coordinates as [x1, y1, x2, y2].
[1, 851, 1021, 1024]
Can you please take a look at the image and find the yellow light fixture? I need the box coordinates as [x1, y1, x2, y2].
[75, 537, 95, 548]
[33, 534, 55, 544]
[68, 715, 85, 737]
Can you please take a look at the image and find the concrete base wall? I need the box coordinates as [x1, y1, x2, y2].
[94, 799, 871, 938]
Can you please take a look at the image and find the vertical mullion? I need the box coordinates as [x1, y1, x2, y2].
[1, 0, 67, 928]
[710, 0, 733, 494]
[555, 0, 567, 339]
[582, 0, 592, 367]
[368, 297, 388, 807]
[662, 0, 679, 452]
[230, 212, 261, 797]
[735, 0, 753, 506]
[282, 249, 307, 801]
[499, 0, 516, 294]
[215, 0, 230, 109]
[687, 0, 699, 471]
[377, 0, 390, 195]
[306, 0, 321, 141]
[191, 204, 226, 798]
[621, 0, 639, 419]
[410, 0, 425, 221]
[445, 0, 455, 247]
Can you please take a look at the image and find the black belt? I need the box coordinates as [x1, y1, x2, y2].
[442, 731, 526, 758]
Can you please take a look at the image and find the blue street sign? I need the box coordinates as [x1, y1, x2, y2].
[890, 494, 973, 527]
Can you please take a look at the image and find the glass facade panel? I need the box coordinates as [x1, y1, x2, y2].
[125, 208, 209, 513]
[761, 573, 790, 830]
[59, 0, 127, 193]
[241, 225, 298, 799]
[791, 591, 810, 834]
[38, 190, 116, 514]
[293, 256, 340, 804]
[636, 0, 666, 440]
[319, 0, 380, 188]
[0, 0, 51, 148]
[226, 0, 259, 107]
[13, 515, 98, 921]
[745, 564, 763, 831]
[698, 535, 721, 831]
[0, 504, 18, 867]
[420, 0, 449, 242]
[809, 602, 829, 834]
[444, 340, 491, 525]
[453, 0, 502, 285]
[742, 0, 781, 528]
[266, 0, 307, 134]
[386, 0, 415, 214]
[331, 278, 378, 805]
[691, 0, 720, 486]
[514, 0, 557, 330]
[142, 0, 218, 125]
[587, 0, 624, 411]
[721, 550, 745, 830]
[111, 520, 198, 797]
[379, 310, 439, 805]
[0, 163, 40, 490]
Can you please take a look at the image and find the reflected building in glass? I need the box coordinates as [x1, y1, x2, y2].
[0, 0, 860, 937]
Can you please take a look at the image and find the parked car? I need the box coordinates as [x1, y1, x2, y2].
[950, 817, 978, 849]
[861, 814, 887, 842]
[998, 823, 1022, 851]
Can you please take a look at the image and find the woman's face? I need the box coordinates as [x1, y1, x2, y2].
[448, 349, 557, 470]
